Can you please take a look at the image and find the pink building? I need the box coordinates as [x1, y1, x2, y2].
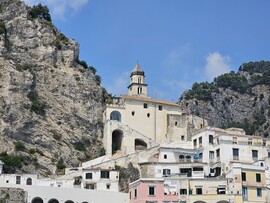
[129, 178, 179, 203]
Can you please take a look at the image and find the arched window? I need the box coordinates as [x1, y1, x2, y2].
[110, 111, 121, 122]
[186, 155, 191, 162]
[137, 86, 142, 94]
[31, 197, 43, 203]
[179, 155, 185, 162]
[26, 178, 32, 185]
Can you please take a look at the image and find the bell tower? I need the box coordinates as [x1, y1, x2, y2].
[128, 63, 148, 97]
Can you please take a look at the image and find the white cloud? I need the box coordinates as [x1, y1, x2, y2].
[106, 72, 129, 96]
[23, 0, 88, 19]
[205, 52, 231, 80]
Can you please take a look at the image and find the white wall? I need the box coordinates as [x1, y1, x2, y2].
[0, 183, 128, 203]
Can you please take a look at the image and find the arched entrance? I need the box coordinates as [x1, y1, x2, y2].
[65, 201, 74, 203]
[112, 130, 123, 154]
[48, 199, 59, 203]
[135, 139, 147, 150]
[194, 201, 206, 203]
[31, 197, 43, 203]
[217, 201, 229, 203]
[110, 111, 121, 122]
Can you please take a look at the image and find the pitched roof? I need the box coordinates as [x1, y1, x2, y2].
[132, 63, 144, 73]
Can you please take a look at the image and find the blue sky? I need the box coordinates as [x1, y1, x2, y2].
[24, 0, 270, 101]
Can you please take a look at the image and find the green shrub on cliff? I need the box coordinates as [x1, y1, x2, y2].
[28, 3, 51, 22]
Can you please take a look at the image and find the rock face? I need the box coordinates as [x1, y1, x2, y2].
[0, 0, 105, 175]
[0, 187, 25, 203]
[179, 61, 270, 137]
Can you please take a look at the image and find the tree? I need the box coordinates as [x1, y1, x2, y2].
[28, 3, 52, 22]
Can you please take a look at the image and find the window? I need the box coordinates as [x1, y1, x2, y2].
[257, 188, 262, 197]
[26, 178, 32, 185]
[132, 111, 135, 116]
[181, 135, 185, 140]
[158, 105, 162, 111]
[268, 151, 270, 158]
[242, 172, 246, 181]
[86, 173, 93, 179]
[180, 189, 187, 195]
[196, 187, 202, 195]
[233, 137, 237, 144]
[256, 173, 261, 182]
[252, 150, 258, 159]
[216, 149, 220, 158]
[193, 139, 197, 147]
[135, 188, 137, 198]
[147, 113, 150, 117]
[263, 140, 266, 146]
[209, 151, 215, 160]
[242, 187, 248, 199]
[143, 103, 148, 108]
[164, 154, 167, 159]
[233, 148, 239, 160]
[217, 187, 226, 194]
[248, 138, 252, 145]
[106, 184, 111, 189]
[101, 171, 110, 179]
[16, 176, 21, 185]
[179, 155, 184, 162]
[148, 186, 155, 196]
[199, 137, 202, 146]
[209, 135, 213, 144]
[163, 169, 171, 177]
[175, 121, 178, 126]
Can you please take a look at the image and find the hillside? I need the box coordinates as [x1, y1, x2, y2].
[0, 0, 107, 175]
[178, 61, 270, 137]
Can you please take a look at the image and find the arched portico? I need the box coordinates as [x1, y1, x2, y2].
[135, 139, 147, 150]
[31, 197, 43, 203]
[48, 199, 59, 203]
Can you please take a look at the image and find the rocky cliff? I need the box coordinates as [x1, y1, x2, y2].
[0, 0, 106, 175]
[179, 61, 270, 137]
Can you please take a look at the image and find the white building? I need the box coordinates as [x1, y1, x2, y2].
[0, 167, 127, 203]
[103, 63, 207, 157]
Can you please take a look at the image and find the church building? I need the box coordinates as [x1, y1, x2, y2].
[103, 64, 207, 157]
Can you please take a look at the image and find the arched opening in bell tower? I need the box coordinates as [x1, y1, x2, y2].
[112, 130, 123, 154]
